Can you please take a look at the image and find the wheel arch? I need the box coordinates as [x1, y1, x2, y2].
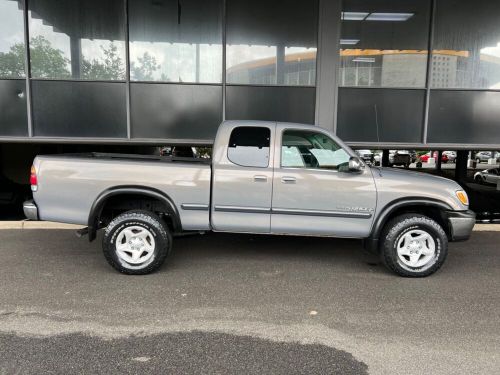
[87, 186, 181, 241]
[364, 197, 453, 253]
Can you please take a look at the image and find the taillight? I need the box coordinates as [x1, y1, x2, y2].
[30, 165, 38, 192]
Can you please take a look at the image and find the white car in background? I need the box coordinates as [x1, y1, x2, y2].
[474, 168, 500, 185]
[474, 151, 500, 163]
[355, 149, 374, 163]
[443, 151, 456, 163]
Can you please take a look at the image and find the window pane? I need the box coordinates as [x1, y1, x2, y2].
[0, 0, 25, 78]
[337, 88, 424, 143]
[130, 83, 222, 139]
[281, 130, 350, 170]
[427, 90, 500, 144]
[0, 79, 28, 136]
[226, 86, 315, 124]
[431, 0, 500, 89]
[28, 0, 126, 80]
[32, 80, 127, 137]
[129, 0, 222, 83]
[226, 0, 318, 86]
[340, 0, 430, 88]
[227, 126, 271, 167]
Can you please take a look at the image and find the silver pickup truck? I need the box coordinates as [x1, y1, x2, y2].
[23, 120, 475, 277]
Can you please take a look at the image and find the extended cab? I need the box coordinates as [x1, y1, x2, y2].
[23, 121, 475, 277]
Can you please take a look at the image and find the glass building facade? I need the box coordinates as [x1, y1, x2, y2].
[0, 0, 499, 148]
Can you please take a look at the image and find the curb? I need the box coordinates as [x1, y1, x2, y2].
[472, 224, 500, 232]
[0, 221, 83, 230]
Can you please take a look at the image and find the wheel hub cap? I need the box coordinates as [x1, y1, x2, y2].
[115, 226, 155, 265]
[396, 229, 436, 268]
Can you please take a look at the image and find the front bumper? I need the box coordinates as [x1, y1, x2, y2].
[23, 200, 39, 221]
[446, 210, 475, 241]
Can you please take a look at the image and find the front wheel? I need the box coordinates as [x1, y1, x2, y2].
[380, 214, 448, 277]
[102, 210, 172, 275]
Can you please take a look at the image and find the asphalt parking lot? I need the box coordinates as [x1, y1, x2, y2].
[0, 225, 499, 374]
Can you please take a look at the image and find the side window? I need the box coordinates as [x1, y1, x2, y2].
[281, 130, 350, 170]
[227, 126, 271, 167]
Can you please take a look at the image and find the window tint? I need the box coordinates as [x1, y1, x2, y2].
[28, 0, 126, 80]
[227, 126, 271, 167]
[281, 130, 350, 170]
[431, 0, 500, 89]
[129, 0, 223, 83]
[340, 0, 431, 88]
[0, 0, 26, 78]
[226, 0, 318, 86]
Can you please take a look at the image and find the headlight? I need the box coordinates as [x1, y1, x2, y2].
[456, 190, 469, 206]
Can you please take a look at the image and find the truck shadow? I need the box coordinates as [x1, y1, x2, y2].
[169, 232, 382, 273]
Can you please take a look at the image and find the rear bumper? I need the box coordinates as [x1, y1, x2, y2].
[446, 210, 476, 241]
[23, 200, 39, 221]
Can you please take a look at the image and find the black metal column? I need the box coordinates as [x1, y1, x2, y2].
[455, 150, 468, 182]
[436, 150, 442, 171]
[382, 149, 389, 167]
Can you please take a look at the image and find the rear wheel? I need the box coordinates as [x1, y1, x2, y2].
[103, 210, 172, 275]
[380, 214, 448, 277]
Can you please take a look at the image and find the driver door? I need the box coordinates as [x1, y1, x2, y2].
[271, 125, 377, 237]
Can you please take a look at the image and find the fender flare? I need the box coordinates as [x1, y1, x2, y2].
[365, 197, 453, 252]
[87, 186, 181, 241]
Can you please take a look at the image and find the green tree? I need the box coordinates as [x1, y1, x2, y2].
[81, 43, 125, 80]
[0, 42, 26, 78]
[0, 36, 161, 81]
[130, 51, 161, 81]
[0, 36, 71, 78]
[29, 35, 70, 78]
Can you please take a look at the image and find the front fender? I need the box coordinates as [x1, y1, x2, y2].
[364, 197, 453, 253]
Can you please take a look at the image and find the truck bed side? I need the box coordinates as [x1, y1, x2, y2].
[33, 154, 211, 231]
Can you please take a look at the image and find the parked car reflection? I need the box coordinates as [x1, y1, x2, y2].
[420, 151, 448, 163]
[354, 149, 374, 163]
[474, 168, 500, 185]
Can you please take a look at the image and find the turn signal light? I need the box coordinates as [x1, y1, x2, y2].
[456, 190, 468, 206]
[30, 165, 38, 192]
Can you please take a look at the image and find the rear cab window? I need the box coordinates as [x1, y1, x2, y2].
[227, 126, 271, 168]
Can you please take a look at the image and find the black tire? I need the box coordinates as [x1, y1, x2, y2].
[474, 176, 482, 184]
[380, 214, 448, 277]
[102, 210, 172, 275]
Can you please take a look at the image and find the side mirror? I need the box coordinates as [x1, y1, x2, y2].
[348, 156, 364, 172]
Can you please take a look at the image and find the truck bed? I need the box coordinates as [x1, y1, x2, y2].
[32, 153, 212, 230]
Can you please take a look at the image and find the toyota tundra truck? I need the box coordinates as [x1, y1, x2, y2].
[23, 121, 475, 277]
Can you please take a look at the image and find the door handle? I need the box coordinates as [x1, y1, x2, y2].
[281, 176, 296, 183]
[254, 175, 267, 182]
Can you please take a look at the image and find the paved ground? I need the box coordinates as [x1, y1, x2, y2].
[0, 226, 498, 374]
